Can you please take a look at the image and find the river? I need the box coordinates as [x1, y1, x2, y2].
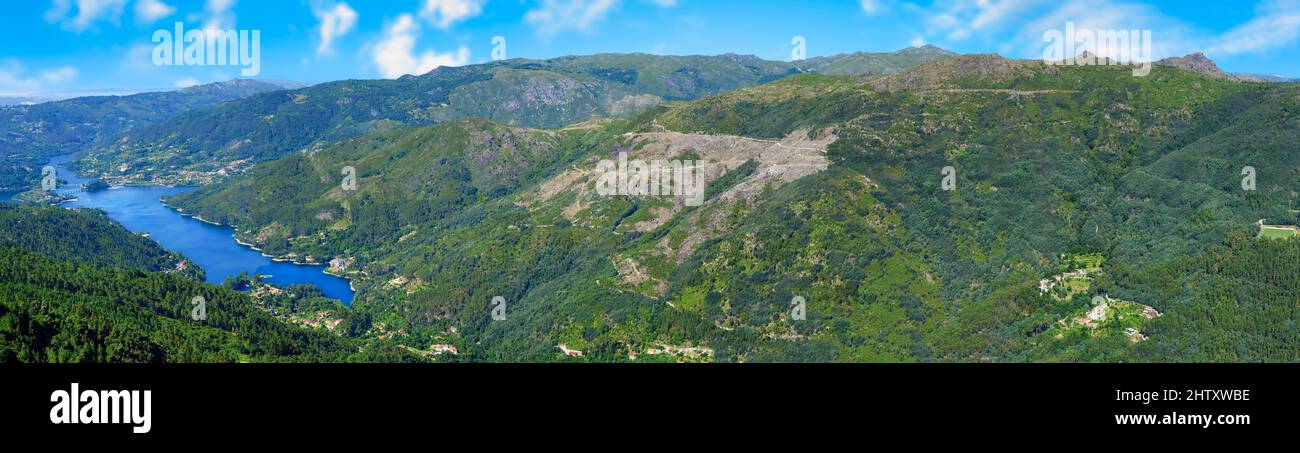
[14, 154, 355, 304]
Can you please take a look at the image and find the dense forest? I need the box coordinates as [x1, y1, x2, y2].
[0, 204, 201, 279]
[0, 205, 418, 363]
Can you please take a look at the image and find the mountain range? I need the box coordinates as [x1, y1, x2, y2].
[3, 47, 1296, 362]
[165, 52, 1298, 361]
[0, 79, 298, 192]
[73, 47, 958, 185]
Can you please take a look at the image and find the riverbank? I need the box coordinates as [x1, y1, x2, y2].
[44, 154, 357, 303]
[161, 200, 360, 296]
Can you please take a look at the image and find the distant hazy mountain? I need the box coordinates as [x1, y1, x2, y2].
[798, 45, 957, 75]
[80, 50, 958, 185]
[0, 80, 313, 107]
[0, 96, 58, 107]
[0, 79, 291, 156]
[0, 90, 157, 107]
[1232, 73, 1298, 83]
[256, 80, 317, 90]
[0, 80, 292, 191]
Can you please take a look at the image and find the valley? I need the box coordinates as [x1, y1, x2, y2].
[19, 154, 356, 303]
[0, 80, 297, 193]
[5, 2, 1300, 440]
[4, 49, 1297, 363]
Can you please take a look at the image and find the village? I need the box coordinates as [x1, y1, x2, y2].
[1038, 253, 1162, 343]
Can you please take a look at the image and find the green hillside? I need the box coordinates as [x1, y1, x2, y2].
[0, 204, 416, 363]
[0, 204, 201, 278]
[0, 80, 291, 192]
[164, 55, 1298, 362]
[77, 51, 957, 186]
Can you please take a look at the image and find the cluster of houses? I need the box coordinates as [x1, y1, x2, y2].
[1038, 269, 1093, 295]
[429, 344, 458, 355]
[294, 311, 341, 330]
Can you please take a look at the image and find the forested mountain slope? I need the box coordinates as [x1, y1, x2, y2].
[0, 204, 412, 363]
[78, 50, 956, 185]
[0, 204, 199, 278]
[0, 80, 291, 192]
[169, 55, 1299, 362]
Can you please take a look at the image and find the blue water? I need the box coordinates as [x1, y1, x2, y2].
[36, 155, 355, 303]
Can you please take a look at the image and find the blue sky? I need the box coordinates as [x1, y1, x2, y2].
[1, 0, 1297, 95]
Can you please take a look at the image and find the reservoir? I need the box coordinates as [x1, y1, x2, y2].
[23, 154, 355, 303]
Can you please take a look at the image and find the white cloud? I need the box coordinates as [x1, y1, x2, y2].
[968, 0, 1034, 32]
[525, 0, 619, 38]
[119, 44, 162, 75]
[313, 1, 359, 56]
[40, 67, 79, 83]
[419, 0, 485, 29]
[134, 0, 175, 23]
[0, 73, 42, 96]
[174, 78, 202, 88]
[45, 0, 129, 32]
[1017, 0, 1193, 60]
[859, 0, 884, 15]
[196, 0, 237, 31]
[914, 0, 1300, 63]
[0, 61, 78, 96]
[922, 0, 1049, 42]
[915, 0, 1198, 60]
[373, 14, 470, 78]
[207, 0, 234, 13]
[1207, 0, 1300, 56]
[174, 0, 241, 62]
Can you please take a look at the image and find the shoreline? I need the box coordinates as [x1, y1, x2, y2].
[162, 200, 224, 227]
[158, 198, 360, 302]
[48, 154, 359, 304]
